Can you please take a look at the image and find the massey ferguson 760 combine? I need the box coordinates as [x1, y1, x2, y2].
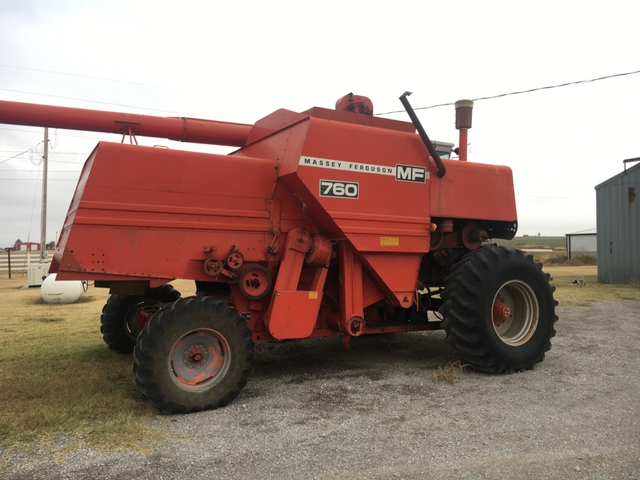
[0, 93, 557, 413]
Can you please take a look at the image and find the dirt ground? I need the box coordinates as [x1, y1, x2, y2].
[3, 300, 640, 479]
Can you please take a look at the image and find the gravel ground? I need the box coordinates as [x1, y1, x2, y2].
[3, 300, 640, 479]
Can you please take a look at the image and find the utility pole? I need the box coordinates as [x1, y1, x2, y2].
[40, 127, 48, 263]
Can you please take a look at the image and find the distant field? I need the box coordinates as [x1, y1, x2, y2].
[491, 237, 599, 267]
[493, 236, 566, 249]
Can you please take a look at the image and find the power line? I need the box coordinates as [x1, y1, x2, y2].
[0, 125, 118, 143]
[0, 150, 88, 155]
[0, 87, 186, 115]
[0, 169, 79, 173]
[518, 194, 593, 200]
[0, 178, 77, 181]
[0, 64, 173, 90]
[376, 69, 640, 116]
[0, 141, 43, 164]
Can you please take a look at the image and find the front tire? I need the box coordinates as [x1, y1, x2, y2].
[440, 246, 558, 373]
[133, 296, 254, 414]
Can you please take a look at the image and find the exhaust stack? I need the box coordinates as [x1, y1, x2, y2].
[455, 100, 474, 162]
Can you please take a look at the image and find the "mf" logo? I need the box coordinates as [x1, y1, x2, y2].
[395, 164, 428, 183]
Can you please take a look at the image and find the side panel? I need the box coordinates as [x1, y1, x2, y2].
[297, 118, 432, 254]
[430, 160, 517, 222]
[278, 118, 432, 305]
[55, 142, 278, 283]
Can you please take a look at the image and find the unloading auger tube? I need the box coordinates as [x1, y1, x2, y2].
[0, 99, 252, 147]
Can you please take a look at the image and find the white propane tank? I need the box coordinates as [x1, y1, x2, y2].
[40, 273, 87, 304]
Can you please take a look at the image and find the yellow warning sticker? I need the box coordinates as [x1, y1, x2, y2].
[308, 291, 319, 300]
[380, 237, 400, 246]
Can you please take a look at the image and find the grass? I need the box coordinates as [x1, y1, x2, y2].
[0, 275, 182, 455]
[546, 265, 640, 305]
[431, 362, 468, 385]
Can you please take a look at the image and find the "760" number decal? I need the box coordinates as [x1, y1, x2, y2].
[319, 180, 359, 198]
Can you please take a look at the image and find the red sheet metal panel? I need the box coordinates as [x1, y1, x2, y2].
[55, 142, 277, 282]
[430, 160, 517, 222]
[293, 117, 433, 253]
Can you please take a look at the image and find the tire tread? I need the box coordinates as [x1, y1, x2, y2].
[133, 296, 254, 414]
[440, 246, 558, 373]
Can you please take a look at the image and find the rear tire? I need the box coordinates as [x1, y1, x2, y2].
[100, 284, 181, 354]
[133, 296, 254, 414]
[440, 246, 558, 373]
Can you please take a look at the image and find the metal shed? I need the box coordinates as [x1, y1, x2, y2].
[565, 228, 597, 259]
[595, 161, 640, 284]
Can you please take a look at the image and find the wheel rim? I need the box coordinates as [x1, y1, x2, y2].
[169, 329, 231, 392]
[491, 280, 539, 346]
[124, 300, 160, 341]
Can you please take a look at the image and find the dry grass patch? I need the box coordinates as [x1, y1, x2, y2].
[530, 251, 596, 267]
[0, 275, 175, 453]
[431, 362, 468, 385]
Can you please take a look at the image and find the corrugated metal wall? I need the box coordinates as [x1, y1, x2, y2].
[596, 163, 640, 284]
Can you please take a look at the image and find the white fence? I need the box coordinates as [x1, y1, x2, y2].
[0, 249, 54, 275]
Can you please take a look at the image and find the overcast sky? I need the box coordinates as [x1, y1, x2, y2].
[1, 0, 639, 248]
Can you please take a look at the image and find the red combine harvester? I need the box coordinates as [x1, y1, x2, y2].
[0, 93, 557, 413]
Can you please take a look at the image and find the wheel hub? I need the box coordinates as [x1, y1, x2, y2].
[491, 280, 539, 346]
[492, 296, 512, 326]
[170, 329, 231, 391]
[184, 344, 208, 366]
